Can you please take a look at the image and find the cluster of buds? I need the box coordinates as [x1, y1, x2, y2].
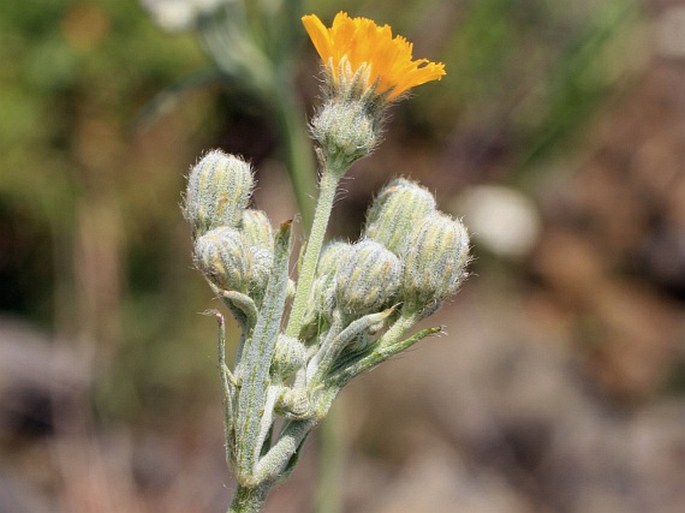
[184, 150, 469, 491]
[185, 150, 276, 308]
[305, 178, 469, 332]
[293, 179, 469, 417]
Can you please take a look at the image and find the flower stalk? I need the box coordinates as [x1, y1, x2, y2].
[285, 164, 342, 339]
[228, 484, 269, 513]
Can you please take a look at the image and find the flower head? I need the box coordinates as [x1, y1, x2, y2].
[302, 11, 446, 101]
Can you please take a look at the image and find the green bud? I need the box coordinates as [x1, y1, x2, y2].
[303, 241, 354, 331]
[271, 335, 307, 378]
[245, 247, 272, 300]
[311, 99, 378, 169]
[194, 227, 248, 292]
[276, 387, 311, 420]
[184, 150, 254, 236]
[240, 209, 273, 252]
[335, 240, 402, 315]
[364, 178, 436, 255]
[237, 210, 274, 302]
[318, 240, 352, 278]
[402, 213, 469, 310]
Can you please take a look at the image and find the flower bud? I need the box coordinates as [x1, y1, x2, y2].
[303, 241, 353, 331]
[318, 240, 352, 278]
[364, 178, 436, 255]
[245, 247, 272, 300]
[272, 335, 307, 378]
[277, 387, 311, 419]
[311, 99, 377, 169]
[237, 210, 275, 302]
[240, 209, 273, 252]
[184, 150, 254, 236]
[194, 227, 248, 292]
[402, 213, 469, 308]
[336, 240, 402, 315]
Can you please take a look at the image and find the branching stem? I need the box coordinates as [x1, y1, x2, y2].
[228, 484, 270, 513]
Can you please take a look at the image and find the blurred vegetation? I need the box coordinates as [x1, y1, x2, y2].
[0, 0, 218, 426]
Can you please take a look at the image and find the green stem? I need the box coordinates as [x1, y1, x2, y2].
[285, 169, 340, 338]
[314, 405, 344, 513]
[228, 484, 270, 513]
[332, 324, 442, 387]
[378, 309, 420, 348]
[215, 311, 235, 468]
[274, 78, 317, 231]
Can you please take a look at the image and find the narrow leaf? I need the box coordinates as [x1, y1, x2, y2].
[330, 326, 442, 387]
[235, 221, 292, 476]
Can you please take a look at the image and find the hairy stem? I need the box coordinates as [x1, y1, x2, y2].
[286, 168, 340, 339]
[228, 484, 270, 513]
[314, 404, 344, 513]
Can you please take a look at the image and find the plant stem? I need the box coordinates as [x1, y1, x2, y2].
[228, 484, 270, 513]
[274, 78, 317, 231]
[314, 403, 344, 513]
[285, 168, 339, 338]
[379, 309, 420, 348]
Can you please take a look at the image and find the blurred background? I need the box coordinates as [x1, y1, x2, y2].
[1, 0, 684, 512]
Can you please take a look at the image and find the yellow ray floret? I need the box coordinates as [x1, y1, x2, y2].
[302, 11, 446, 101]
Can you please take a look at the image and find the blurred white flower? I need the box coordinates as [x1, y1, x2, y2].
[455, 185, 541, 258]
[656, 6, 685, 59]
[141, 0, 230, 32]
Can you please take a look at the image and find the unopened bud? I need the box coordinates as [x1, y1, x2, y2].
[277, 387, 311, 419]
[302, 241, 353, 332]
[237, 210, 274, 302]
[184, 150, 254, 236]
[403, 213, 469, 308]
[240, 209, 273, 252]
[272, 335, 307, 378]
[364, 178, 436, 255]
[318, 240, 352, 278]
[311, 99, 377, 169]
[194, 227, 248, 292]
[245, 247, 272, 300]
[336, 240, 402, 315]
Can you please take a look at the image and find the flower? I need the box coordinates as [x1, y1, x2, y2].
[141, 0, 231, 32]
[302, 11, 446, 101]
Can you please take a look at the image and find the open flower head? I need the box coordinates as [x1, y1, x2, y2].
[302, 11, 446, 102]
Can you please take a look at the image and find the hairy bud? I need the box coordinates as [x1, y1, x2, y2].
[318, 240, 352, 278]
[311, 99, 377, 169]
[403, 213, 469, 310]
[364, 178, 436, 255]
[302, 241, 353, 331]
[277, 387, 311, 419]
[336, 240, 402, 315]
[239, 210, 275, 300]
[194, 227, 248, 292]
[184, 150, 254, 236]
[245, 247, 272, 301]
[240, 209, 273, 252]
[272, 335, 307, 378]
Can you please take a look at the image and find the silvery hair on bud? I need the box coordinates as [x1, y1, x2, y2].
[184, 150, 254, 236]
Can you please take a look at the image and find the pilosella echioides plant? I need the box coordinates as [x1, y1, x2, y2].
[182, 11, 469, 513]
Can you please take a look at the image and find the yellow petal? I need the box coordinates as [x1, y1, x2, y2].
[301, 14, 333, 62]
[302, 11, 446, 100]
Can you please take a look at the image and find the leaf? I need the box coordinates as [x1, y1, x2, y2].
[235, 220, 292, 476]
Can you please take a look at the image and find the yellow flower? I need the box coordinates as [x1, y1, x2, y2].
[302, 11, 446, 101]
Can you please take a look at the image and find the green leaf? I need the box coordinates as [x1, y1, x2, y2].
[235, 220, 292, 477]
